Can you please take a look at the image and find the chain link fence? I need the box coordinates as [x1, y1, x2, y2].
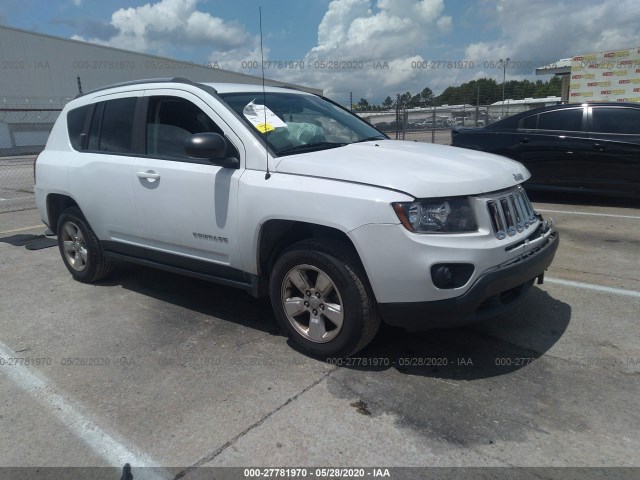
[1, 99, 65, 213]
[360, 103, 534, 144]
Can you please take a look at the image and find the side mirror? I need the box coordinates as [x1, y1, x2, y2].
[184, 133, 239, 168]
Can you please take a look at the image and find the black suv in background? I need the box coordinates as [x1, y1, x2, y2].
[451, 103, 640, 199]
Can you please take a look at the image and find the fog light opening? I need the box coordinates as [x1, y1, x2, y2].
[431, 263, 475, 289]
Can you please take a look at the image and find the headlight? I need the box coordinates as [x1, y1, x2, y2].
[392, 198, 477, 233]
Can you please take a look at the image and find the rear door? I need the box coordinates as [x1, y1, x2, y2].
[67, 93, 143, 244]
[511, 106, 590, 189]
[587, 106, 640, 197]
[132, 89, 246, 281]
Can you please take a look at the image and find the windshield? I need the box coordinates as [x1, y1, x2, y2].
[219, 92, 387, 156]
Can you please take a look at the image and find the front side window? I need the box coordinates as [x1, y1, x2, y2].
[536, 108, 583, 132]
[591, 107, 640, 135]
[220, 92, 386, 156]
[146, 96, 231, 160]
[98, 98, 137, 153]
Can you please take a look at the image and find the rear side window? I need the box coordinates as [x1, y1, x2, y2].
[537, 109, 583, 131]
[67, 105, 90, 150]
[97, 97, 137, 154]
[591, 107, 640, 134]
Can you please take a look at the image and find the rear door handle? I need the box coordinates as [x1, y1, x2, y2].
[137, 170, 161, 180]
[520, 137, 530, 144]
[592, 143, 604, 151]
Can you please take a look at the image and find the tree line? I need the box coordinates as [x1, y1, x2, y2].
[352, 77, 562, 111]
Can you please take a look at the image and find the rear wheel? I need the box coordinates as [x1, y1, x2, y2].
[57, 207, 113, 283]
[269, 239, 380, 357]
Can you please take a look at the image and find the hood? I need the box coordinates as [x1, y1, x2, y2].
[274, 140, 530, 198]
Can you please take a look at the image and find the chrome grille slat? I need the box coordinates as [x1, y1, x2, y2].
[499, 197, 516, 236]
[486, 186, 536, 240]
[509, 194, 525, 233]
[515, 192, 530, 227]
[487, 200, 506, 239]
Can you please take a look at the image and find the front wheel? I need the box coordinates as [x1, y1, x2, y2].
[269, 239, 380, 357]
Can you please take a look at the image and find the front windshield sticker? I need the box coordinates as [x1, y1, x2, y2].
[243, 100, 287, 133]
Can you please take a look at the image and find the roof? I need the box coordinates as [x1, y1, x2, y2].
[535, 58, 572, 75]
[496, 101, 640, 119]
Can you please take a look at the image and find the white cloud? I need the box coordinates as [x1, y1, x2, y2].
[316, 0, 371, 50]
[293, 0, 640, 103]
[464, 0, 640, 72]
[271, 0, 452, 101]
[310, 0, 446, 60]
[209, 45, 268, 72]
[73, 0, 257, 58]
[436, 15, 452, 33]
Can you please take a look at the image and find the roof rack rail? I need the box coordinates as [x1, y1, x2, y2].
[75, 77, 203, 98]
[278, 85, 305, 92]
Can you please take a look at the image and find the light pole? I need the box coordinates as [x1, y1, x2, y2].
[499, 57, 510, 118]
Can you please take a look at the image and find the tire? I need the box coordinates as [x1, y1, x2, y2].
[57, 207, 114, 283]
[269, 238, 380, 358]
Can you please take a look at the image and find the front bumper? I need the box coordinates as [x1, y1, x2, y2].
[378, 230, 559, 330]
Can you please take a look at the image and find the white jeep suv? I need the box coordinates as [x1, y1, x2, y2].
[35, 78, 559, 357]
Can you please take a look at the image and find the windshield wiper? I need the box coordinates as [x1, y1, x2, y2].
[352, 136, 387, 143]
[277, 142, 347, 156]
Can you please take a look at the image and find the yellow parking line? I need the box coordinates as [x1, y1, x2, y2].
[0, 224, 44, 235]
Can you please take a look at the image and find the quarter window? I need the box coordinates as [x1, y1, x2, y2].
[519, 115, 537, 129]
[87, 102, 104, 151]
[537, 109, 583, 131]
[591, 108, 640, 134]
[67, 105, 90, 150]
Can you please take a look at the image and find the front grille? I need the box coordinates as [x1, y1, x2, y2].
[486, 186, 537, 240]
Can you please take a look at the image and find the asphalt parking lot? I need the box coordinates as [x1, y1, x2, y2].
[0, 193, 639, 478]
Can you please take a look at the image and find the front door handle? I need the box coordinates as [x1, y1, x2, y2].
[520, 137, 530, 144]
[592, 143, 604, 151]
[137, 170, 161, 180]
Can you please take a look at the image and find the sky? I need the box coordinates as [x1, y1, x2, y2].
[1, 0, 639, 104]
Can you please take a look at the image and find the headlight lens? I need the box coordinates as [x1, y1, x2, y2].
[393, 198, 477, 233]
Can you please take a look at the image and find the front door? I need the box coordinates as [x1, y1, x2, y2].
[132, 90, 245, 281]
[512, 106, 590, 190]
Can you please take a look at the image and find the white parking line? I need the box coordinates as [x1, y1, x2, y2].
[545, 277, 640, 299]
[0, 340, 170, 479]
[537, 209, 640, 220]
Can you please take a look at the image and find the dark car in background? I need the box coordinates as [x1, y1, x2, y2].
[451, 103, 640, 199]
